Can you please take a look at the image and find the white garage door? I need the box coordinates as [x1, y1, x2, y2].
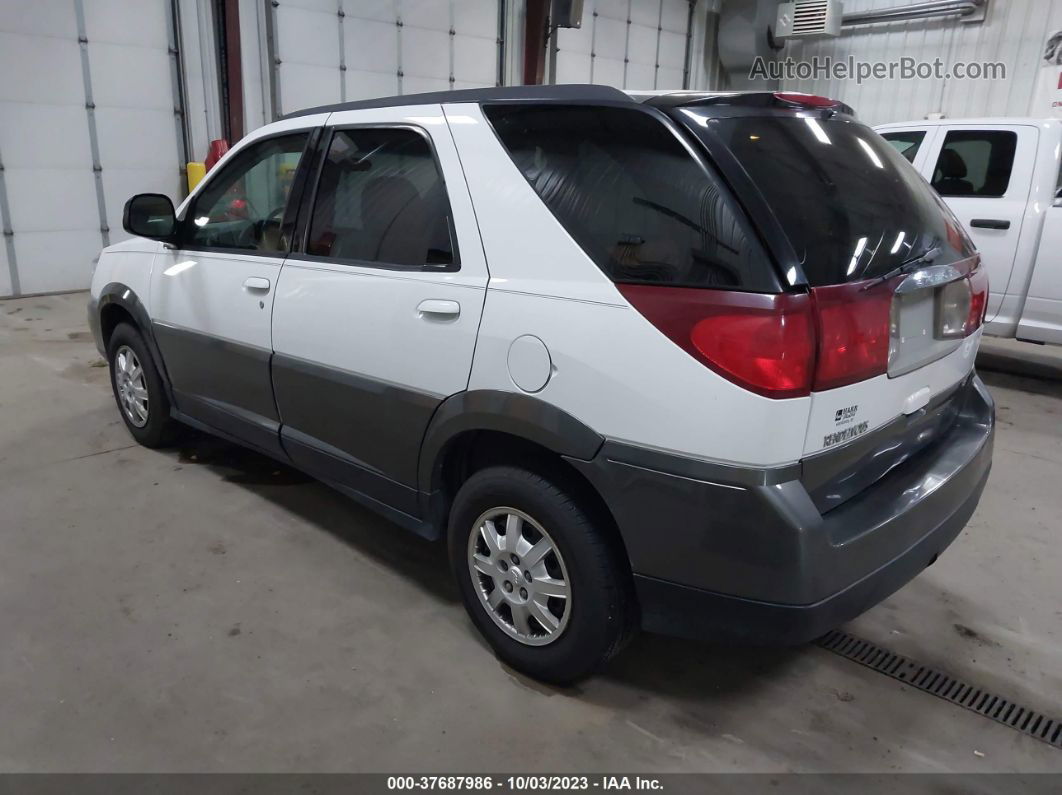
[270, 0, 501, 116]
[0, 0, 185, 297]
[554, 0, 691, 90]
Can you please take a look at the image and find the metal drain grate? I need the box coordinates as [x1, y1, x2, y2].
[818, 630, 1062, 750]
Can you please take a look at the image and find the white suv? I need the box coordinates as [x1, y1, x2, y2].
[89, 86, 995, 683]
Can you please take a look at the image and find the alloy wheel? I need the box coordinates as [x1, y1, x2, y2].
[114, 345, 149, 428]
[467, 507, 572, 646]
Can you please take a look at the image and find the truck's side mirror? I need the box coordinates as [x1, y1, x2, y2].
[123, 193, 177, 243]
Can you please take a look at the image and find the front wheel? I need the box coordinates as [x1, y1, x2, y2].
[448, 466, 635, 684]
[107, 322, 177, 448]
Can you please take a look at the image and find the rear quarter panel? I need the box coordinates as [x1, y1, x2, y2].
[446, 103, 810, 468]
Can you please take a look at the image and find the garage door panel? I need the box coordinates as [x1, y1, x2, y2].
[15, 230, 103, 295]
[0, 33, 82, 105]
[103, 167, 178, 244]
[345, 69, 399, 102]
[454, 34, 498, 85]
[398, 0, 451, 31]
[661, 0, 688, 32]
[557, 26, 590, 55]
[631, 0, 662, 27]
[594, 56, 625, 87]
[348, 0, 398, 24]
[556, 53, 591, 84]
[0, 104, 91, 170]
[94, 108, 178, 170]
[282, 0, 339, 13]
[596, 0, 629, 21]
[628, 24, 658, 66]
[402, 26, 449, 78]
[657, 30, 686, 68]
[5, 169, 99, 233]
[89, 44, 173, 110]
[656, 66, 683, 88]
[594, 16, 627, 59]
[277, 5, 340, 68]
[0, 0, 76, 38]
[453, 0, 497, 40]
[626, 62, 655, 89]
[345, 18, 398, 75]
[85, 0, 167, 47]
[281, 63, 341, 110]
[402, 76, 450, 95]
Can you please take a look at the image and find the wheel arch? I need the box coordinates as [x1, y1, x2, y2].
[418, 392, 633, 573]
[96, 282, 174, 401]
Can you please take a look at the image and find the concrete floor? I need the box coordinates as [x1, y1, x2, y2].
[1, 292, 1059, 773]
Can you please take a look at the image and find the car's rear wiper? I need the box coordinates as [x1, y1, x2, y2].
[861, 246, 942, 290]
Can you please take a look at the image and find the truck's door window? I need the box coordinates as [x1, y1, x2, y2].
[306, 128, 457, 269]
[880, 131, 925, 163]
[931, 130, 1017, 198]
[186, 133, 308, 252]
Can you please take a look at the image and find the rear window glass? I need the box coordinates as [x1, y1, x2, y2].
[881, 130, 926, 163]
[692, 113, 973, 286]
[307, 128, 456, 268]
[485, 105, 776, 291]
[931, 130, 1017, 198]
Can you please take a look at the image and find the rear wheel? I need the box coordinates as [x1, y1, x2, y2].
[448, 466, 635, 684]
[107, 322, 177, 448]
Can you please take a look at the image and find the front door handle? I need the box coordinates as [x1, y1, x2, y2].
[970, 219, 1011, 230]
[417, 299, 460, 318]
[243, 277, 271, 291]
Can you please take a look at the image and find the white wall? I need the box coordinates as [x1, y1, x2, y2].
[0, 0, 184, 297]
[780, 0, 1062, 126]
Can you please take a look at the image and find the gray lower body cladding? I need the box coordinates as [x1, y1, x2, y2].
[571, 374, 995, 644]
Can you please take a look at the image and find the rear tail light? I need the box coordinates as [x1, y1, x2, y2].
[967, 262, 989, 331]
[938, 259, 988, 339]
[812, 282, 893, 391]
[619, 258, 985, 399]
[616, 285, 814, 399]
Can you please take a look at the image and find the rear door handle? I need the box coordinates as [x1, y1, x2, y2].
[243, 277, 271, 291]
[417, 299, 460, 318]
[970, 219, 1010, 230]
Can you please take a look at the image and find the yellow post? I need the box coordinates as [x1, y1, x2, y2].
[186, 162, 206, 193]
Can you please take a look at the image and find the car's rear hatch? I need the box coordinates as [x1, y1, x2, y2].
[664, 94, 989, 511]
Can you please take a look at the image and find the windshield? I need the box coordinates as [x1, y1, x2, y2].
[680, 112, 974, 286]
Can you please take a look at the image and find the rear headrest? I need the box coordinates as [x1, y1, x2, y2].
[938, 148, 968, 179]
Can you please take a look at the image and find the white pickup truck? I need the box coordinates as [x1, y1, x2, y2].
[876, 118, 1062, 345]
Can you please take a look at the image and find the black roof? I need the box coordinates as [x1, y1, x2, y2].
[280, 84, 634, 120]
[280, 84, 857, 121]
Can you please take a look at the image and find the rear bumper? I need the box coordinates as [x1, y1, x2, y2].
[570, 374, 994, 644]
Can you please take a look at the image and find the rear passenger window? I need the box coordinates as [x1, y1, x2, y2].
[931, 130, 1017, 198]
[880, 131, 925, 163]
[306, 128, 456, 269]
[485, 105, 774, 291]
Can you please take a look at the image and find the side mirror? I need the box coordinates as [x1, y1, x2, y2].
[123, 193, 177, 242]
[1054, 186, 1062, 208]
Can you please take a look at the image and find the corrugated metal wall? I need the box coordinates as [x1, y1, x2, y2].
[781, 0, 1062, 125]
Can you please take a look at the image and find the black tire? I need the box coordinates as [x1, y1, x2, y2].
[448, 466, 636, 684]
[107, 322, 177, 448]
